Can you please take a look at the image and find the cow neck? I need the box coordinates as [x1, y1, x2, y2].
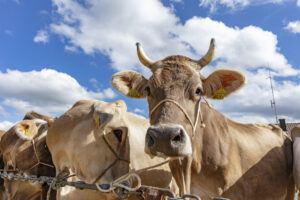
[93, 133, 129, 184]
[150, 96, 211, 137]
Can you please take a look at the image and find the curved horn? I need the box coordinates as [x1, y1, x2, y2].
[136, 43, 155, 71]
[197, 38, 216, 69]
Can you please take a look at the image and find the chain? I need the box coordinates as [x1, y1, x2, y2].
[0, 171, 53, 185]
[0, 171, 229, 200]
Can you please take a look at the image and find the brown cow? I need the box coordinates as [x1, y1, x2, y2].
[111, 39, 295, 199]
[0, 130, 7, 200]
[291, 125, 300, 194]
[47, 99, 178, 200]
[0, 112, 56, 200]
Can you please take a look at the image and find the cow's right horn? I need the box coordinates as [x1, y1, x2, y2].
[197, 38, 216, 69]
[136, 43, 155, 71]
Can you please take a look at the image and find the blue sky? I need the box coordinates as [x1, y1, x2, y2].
[0, 0, 300, 130]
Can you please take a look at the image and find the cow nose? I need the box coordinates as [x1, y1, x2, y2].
[145, 125, 192, 157]
[146, 127, 158, 148]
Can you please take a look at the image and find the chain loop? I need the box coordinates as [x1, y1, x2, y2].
[0, 170, 231, 200]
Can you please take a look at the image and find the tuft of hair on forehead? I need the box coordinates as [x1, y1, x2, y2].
[162, 55, 192, 63]
[151, 59, 198, 87]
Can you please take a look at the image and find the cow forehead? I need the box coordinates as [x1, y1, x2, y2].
[150, 61, 201, 88]
[94, 100, 127, 114]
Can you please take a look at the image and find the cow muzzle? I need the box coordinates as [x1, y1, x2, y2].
[145, 124, 192, 157]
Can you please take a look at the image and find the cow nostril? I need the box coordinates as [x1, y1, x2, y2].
[172, 135, 181, 143]
[148, 135, 155, 147]
[171, 128, 185, 144]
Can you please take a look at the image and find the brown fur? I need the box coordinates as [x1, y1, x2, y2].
[111, 54, 294, 199]
[47, 100, 178, 200]
[0, 113, 56, 200]
[292, 125, 300, 191]
[0, 130, 7, 200]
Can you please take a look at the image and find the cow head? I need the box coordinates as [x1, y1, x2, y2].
[111, 39, 245, 158]
[82, 100, 133, 188]
[0, 116, 55, 200]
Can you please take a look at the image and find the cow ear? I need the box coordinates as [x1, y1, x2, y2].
[203, 69, 246, 99]
[14, 120, 39, 140]
[92, 103, 114, 130]
[111, 71, 148, 99]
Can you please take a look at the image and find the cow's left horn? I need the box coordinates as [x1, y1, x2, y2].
[197, 38, 216, 69]
[136, 43, 155, 71]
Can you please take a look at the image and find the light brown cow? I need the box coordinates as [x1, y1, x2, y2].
[291, 125, 300, 193]
[111, 39, 295, 199]
[46, 99, 177, 200]
[0, 130, 7, 200]
[0, 112, 56, 200]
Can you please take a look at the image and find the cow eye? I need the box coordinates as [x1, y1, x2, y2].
[145, 86, 151, 96]
[113, 129, 123, 142]
[195, 87, 203, 96]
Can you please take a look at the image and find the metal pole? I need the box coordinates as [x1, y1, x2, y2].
[268, 70, 278, 124]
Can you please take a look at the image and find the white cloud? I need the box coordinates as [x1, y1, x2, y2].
[178, 17, 298, 76]
[39, 10, 49, 15]
[43, 0, 300, 123]
[0, 121, 14, 131]
[0, 69, 116, 116]
[64, 45, 78, 52]
[210, 69, 300, 123]
[50, 0, 186, 72]
[33, 30, 49, 43]
[285, 21, 300, 34]
[298, 0, 300, 6]
[198, 0, 289, 13]
[134, 108, 145, 114]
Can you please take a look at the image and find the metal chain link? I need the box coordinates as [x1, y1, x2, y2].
[0, 171, 229, 200]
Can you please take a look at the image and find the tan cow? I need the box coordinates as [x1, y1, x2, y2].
[46, 99, 177, 200]
[0, 130, 7, 200]
[111, 39, 295, 200]
[0, 112, 56, 200]
[291, 125, 300, 193]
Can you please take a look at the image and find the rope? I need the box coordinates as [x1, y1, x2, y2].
[149, 96, 213, 197]
[46, 170, 75, 200]
[30, 140, 55, 170]
[96, 171, 141, 193]
[135, 159, 170, 174]
[92, 133, 129, 184]
[150, 98, 207, 137]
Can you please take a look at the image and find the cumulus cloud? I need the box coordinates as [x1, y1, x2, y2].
[285, 21, 300, 34]
[0, 69, 116, 116]
[0, 121, 14, 131]
[198, 0, 289, 13]
[210, 69, 300, 123]
[134, 108, 145, 114]
[298, 0, 300, 6]
[50, 0, 187, 72]
[33, 30, 49, 43]
[178, 17, 298, 76]
[39, 0, 300, 123]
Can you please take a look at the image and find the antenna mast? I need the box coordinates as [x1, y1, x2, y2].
[268, 69, 278, 124]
